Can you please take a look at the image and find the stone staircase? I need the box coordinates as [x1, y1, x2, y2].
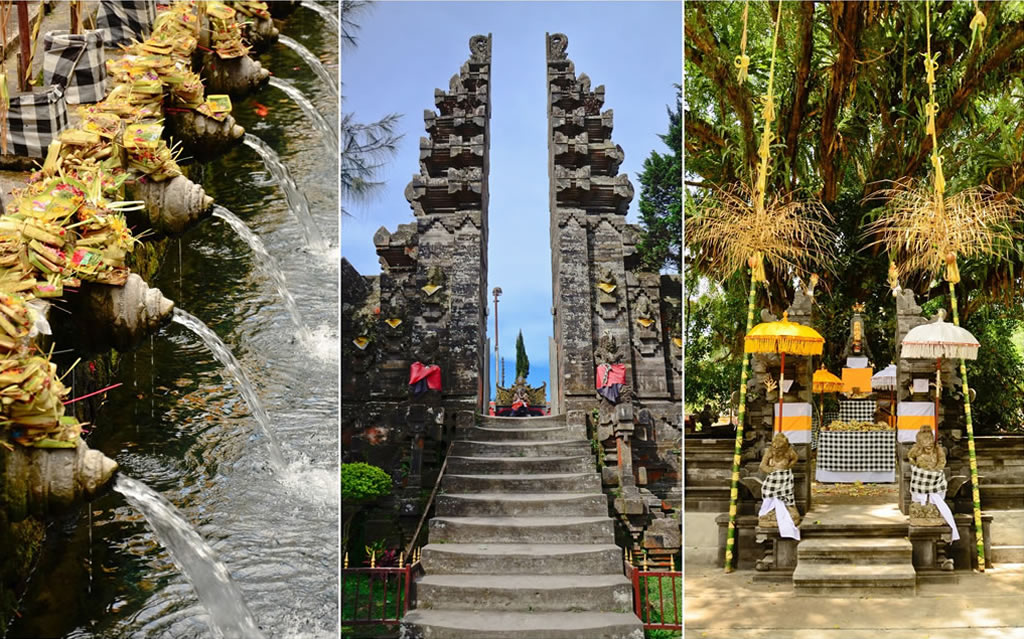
[792, 536, 916, 596]
[402, 414, 643, 639]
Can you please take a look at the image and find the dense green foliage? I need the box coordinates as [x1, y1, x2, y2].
[514, 330, 529, 381]
[635, 87, 682, 273]
[342, 462, 392, 504]
[685, 1, 1024, 430]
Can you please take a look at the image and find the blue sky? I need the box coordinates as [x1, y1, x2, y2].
[342, 1, 681, 399]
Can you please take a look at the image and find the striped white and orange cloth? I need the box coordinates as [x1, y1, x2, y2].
[897, 401, 935, 442]
[773, 402, 812, 444]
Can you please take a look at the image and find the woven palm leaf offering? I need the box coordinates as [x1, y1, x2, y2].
[211, 13, 251, 60]
[123, 122, 183, 181]
[232, 0, 271, 20]
[0, 291, 32, 352]
[0, 353, 79, 448]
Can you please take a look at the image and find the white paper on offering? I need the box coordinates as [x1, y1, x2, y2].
[913, 378, 930, 394]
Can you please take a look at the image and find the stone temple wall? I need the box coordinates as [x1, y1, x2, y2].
[341, 36, 492, 549]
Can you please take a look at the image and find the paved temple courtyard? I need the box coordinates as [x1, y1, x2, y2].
[685, 561, 1024, 639]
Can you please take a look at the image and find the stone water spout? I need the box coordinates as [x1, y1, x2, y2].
[57, 274, 175, 352]
[126, 175, 215, 236]
[165, 109, 246, 155]
[202, 54, 271, 94]
[1, 439, 118, 522]
[243, 14, 279, 52]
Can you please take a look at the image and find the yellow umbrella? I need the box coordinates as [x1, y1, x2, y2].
[812, 366, 844, 435]
[746, 312, 825, 433]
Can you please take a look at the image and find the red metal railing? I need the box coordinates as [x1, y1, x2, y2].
[625, 556, 682, 631]
[341, 560, 423, 625]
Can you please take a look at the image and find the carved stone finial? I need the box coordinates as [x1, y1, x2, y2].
[547, 32, 568, 61]
[469, 34, 491, 63]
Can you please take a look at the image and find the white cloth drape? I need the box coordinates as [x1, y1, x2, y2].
[910, 491, 960, 541]
[759, 497, 801, 540]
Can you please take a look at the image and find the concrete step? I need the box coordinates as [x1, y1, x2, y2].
[414, 574, 633, 613]
[442, 472, 601, 494]
[477, 415, 567, 429]
[452, 439, 591, 458]
[992, 545, 1024, 563]
[420, 543, 623, 575]
[796, 537, 913, 565]
[792, 563, 916, 596]
[446, 455, 595, 475]
[402, 609, 642, 639]
[435, 492, 608, 518]
[456, 424, 586, 442]
[429, 516, 614, 545]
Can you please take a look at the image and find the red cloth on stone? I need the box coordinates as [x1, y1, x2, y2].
[409, 362, 442, 390]
[595, 364, 626, 388]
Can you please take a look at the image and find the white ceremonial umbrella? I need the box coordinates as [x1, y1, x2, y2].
[900, 310, 980, 437]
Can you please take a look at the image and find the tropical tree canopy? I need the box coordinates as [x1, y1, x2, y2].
[635, 87, 683, 273]
[684, 0, 1024, 430]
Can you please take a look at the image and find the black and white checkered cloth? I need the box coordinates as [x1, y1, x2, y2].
[42, 30, 107, 105]
[910, 466, 947, 494]
[761, 469, 795, 505]
[839, 399, 875, 423]
[97, 0, 156, 46]
[817, 431, 895, 473]
[5, 85, 69, 158]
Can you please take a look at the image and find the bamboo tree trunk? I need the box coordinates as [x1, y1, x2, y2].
[724, 274, 757, 572]
[947, 280, 985, 571]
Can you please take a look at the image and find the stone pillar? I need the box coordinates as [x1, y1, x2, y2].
[546, 33, 633, 415]
[405, 34, 492, 415]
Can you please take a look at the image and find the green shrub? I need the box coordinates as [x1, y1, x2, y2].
[342, 462, 392, 504]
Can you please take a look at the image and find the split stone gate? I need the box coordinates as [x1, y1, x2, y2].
[342, 33, 681, 549]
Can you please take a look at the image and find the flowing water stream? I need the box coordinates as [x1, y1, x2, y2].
[171, 308, 286, 471]
[112, 476, 265, 639]
[267, 77, 339, 152]
[300, 1, 339, 30]
[244, 133, 328, 252]
[212, 205, 310, 340]
[8, 9, 338, 638]
[278, 35, 337, 95]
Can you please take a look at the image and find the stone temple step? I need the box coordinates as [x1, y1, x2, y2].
[477, 414, 567, 429]
[796, 537, 913, 565]
[414, 574, 634, 613]
[420, 543, 623, 575]
[446, 454, 594, 475]
[452, 439, 591, 458]
[456, 424, 586, 442]
[402, 609, 642, 639]
[792, 563, 916, 596]
[435, 492, 609, 518]
[429, 516, 614, 545]
[442, 472, 601, 494]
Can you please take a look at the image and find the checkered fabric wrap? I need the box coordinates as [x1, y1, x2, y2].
[817, 431, 895, 473]
[839, 399, 875, 423]
[761, 469, 795, 505]
[42, 30, 107, 105]
[97, 0, 156, 46]
[910, 466, 947, 494]
[5, 86, 69, 158]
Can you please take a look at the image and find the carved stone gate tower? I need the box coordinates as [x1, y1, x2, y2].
[546, 33, 676, 417]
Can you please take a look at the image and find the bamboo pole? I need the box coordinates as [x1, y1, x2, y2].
[16, 0, 29, 92]
[947, 280, 985, 571]
[723, 274, 757, 572]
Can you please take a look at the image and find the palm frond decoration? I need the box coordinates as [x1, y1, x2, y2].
[863, 180, 1021, 281]
[686, 182, 839, 282]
